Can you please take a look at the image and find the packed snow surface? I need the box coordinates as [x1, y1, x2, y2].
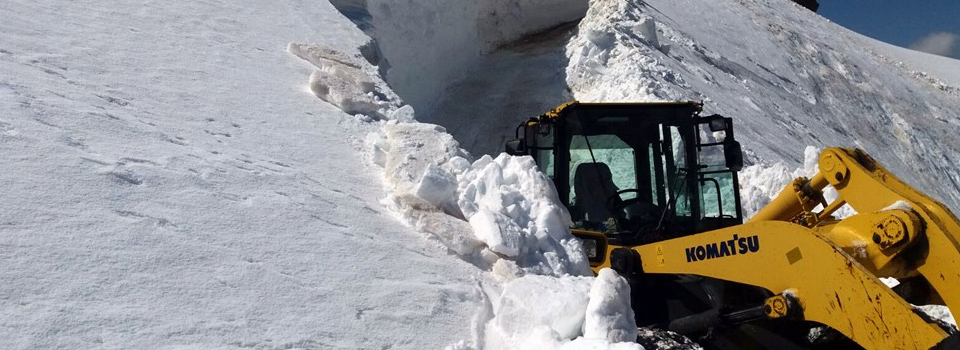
[4, 0, 960, 349]
[1, 0, 482, 348]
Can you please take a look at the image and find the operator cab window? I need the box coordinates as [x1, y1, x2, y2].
[568, 134, 637, 224]
[535, 123, 555, 177]
[696, 124, 739, 220]
[661, 125, 693, 218]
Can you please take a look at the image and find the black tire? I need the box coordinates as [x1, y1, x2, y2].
[932, 332, 960, 350]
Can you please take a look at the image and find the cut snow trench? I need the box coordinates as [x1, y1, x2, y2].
[299, 1, 646, 349]
[329, 0, 584, 157]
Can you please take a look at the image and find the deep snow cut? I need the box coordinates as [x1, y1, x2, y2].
[298, 0, 959, 347]
[329, 0, 588, 113]
[295, 0, 657, 348]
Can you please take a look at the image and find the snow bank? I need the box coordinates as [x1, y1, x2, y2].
[292, 1, 654, 342]
[372, 118, 591, 278]
[566, 0, 680, 102]
[483, 270, 643, 350]
[287, 42, 400, 120]
[3, 0, 493, 347]
[583, 269, 638, 343]
[370, 114, 645, 349]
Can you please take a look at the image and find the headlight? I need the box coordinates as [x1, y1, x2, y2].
[582, 239, 598, 259]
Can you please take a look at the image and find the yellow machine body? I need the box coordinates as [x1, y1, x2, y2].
[509, 102, 960, 349]
[583, 148, 960, 350]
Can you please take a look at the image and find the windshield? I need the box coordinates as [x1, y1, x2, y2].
[569, 135, 638, 205]
[524, 103, 742, 236]
[560, 118, 695, 228]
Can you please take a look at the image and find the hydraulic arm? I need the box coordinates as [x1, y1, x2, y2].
[609, 147, 960, 349]
[752, 147, 960, 314]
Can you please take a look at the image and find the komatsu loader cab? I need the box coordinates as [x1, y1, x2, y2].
[506, 101, 745, 254]
[504, 102, 799, 347]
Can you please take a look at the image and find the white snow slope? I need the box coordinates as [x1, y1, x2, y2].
[3, 0, 959, 349]
[1, 1, 482, 349]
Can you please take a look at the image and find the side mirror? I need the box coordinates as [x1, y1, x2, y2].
[505, 138, 525, 155]
[724, 140, 743, 171]
[708, 115, 727, 132]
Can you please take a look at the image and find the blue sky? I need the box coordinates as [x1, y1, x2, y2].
[817, 0, 960, 58]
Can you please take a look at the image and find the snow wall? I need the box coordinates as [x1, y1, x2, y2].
[329, 0, 588, 113]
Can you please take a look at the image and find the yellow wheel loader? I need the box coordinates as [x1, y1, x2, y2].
[504, 101, 960, 349]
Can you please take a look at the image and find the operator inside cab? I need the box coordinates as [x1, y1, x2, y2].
[509, 102, 744, 244]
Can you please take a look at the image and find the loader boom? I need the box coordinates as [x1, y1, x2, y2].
[753, 147, 960, 324]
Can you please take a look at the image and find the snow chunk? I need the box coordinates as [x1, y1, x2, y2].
[381, 122, 468, 200]
[366, 131, 389, 167]
[630, 16, 661, 50]
[493, 275, 594, 340]
[916, 305, 957, 329]
[375, 119, 590, 278]
[738, 161, 795, 219]
[470, 209, 524, 256]
[484, 273, 644, 350]
[458, 154, 592, 277]
[288, 42, 400, 120]
[390, 104, 417, 123]
[882, 200, 913, 212]
[584, 269, 637, 343]
[879, 277, 901, 288]
[416, 163, 459, 214]
[416, 211, 486, 256]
